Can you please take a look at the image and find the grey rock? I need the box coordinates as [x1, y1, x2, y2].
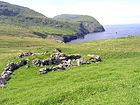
[39, 68, 48, 74]
[1, 59, 28, 87]
[0, 77, 6, 87]
[16, 60, 28, 67]
[62, 59, 72, 67]
[4, 63, 18, 71]
[52, 64, 66, 71]
[32, 59, 53, 66]
[1, 73, 11, 80]
[32, 59, 41, 66]
[41, 58, 53, 66]
[39, 67, 53, 74]
[19, 51, 33, 58]
[68, 54, 81, 60]
[89, 55, 102, 63]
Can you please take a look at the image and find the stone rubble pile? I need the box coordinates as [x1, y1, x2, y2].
[0, 60, 28, 87]
[0, 48, 102, 88]
[38, 49, 101, 74]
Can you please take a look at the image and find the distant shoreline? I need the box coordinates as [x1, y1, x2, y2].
[67, 24, 140, 44]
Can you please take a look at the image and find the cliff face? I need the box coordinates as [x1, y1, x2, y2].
[53, 14, 105, 42]
[80, 22, 105, 33]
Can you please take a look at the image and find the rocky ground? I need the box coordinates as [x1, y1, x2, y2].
[0, 48, 101, 87]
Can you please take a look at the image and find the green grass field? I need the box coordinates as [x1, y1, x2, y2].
[0, 35, 140, 105]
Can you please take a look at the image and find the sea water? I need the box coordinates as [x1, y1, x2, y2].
[68, 24, 140, 44]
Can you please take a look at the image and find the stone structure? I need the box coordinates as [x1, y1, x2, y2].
[0, 48, 102, 87]
[38, 49, 101, 74]
[0, 60, 28, 87]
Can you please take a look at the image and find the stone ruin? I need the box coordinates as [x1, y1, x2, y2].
[0, 49, 102, 87]
[37, 49, 101, 74]
[0, 60, 28, 87]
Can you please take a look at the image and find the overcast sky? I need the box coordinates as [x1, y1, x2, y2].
[2, 0, 140, 25]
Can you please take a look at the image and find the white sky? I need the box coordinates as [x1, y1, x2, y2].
[2, 0, 140, 25]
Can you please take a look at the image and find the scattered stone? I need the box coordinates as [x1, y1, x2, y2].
[32, 59, 53, 66]
[19, 51, 33, 58]
[62, 59, 72, 67]
[32, 59, 41, 66]
[38, 51, 101, 75]
[76, 58, 90, 66]
[42, 58, 53, 66]
[89, 55, 102, 63]
[39, 68, 48, 74]
[0, 77, 7, 88]
[1, 72, 11, 80]
[88, 54, 102, 62]
[52, 64, 66, 71]
[68, 54, 81, 60]
[39, 67, 54, 74]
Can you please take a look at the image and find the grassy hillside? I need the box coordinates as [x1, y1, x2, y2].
[0, 35, 140, 105]
[0, 1, 46, 18]
[53, 14, 97, 22]
[53, 14, 105, 33]
[0, 1, 81, 37]
[0, 1, 104, 41]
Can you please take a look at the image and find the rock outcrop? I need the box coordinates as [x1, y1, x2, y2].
[53, 14, 105, 43]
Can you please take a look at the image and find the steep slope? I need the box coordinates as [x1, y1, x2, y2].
[0, 1, 80, 39]
[0, 1, 46, 18]
[53, 14, 105, 33]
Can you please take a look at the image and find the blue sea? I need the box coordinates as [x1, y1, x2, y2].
[68, 24, 140, 44]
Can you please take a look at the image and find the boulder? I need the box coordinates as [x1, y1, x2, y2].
[41, 58, 53, 66]
[95, 55, 102, 62]
[32, 59, 53, 66]
[51, 52, 67, 58]
[68, 54, 81, 60]
[39, 67, 55, 74]
[32, 59, 41, 66]
[76, 59, 90, 66]
[0, 77, 6, 87]
[89, 55, 102, 63]
[39, 68, 48, 74]
[52, 64, 66, 71]
[62, 59, 72, 67]
[4, 63, 19, 71]
[1, 73, 11, 80]
[16, 60, 28, 67]
[1, 70, 12, 76]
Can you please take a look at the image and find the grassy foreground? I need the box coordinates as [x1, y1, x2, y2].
[0, 35, 140, 105]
